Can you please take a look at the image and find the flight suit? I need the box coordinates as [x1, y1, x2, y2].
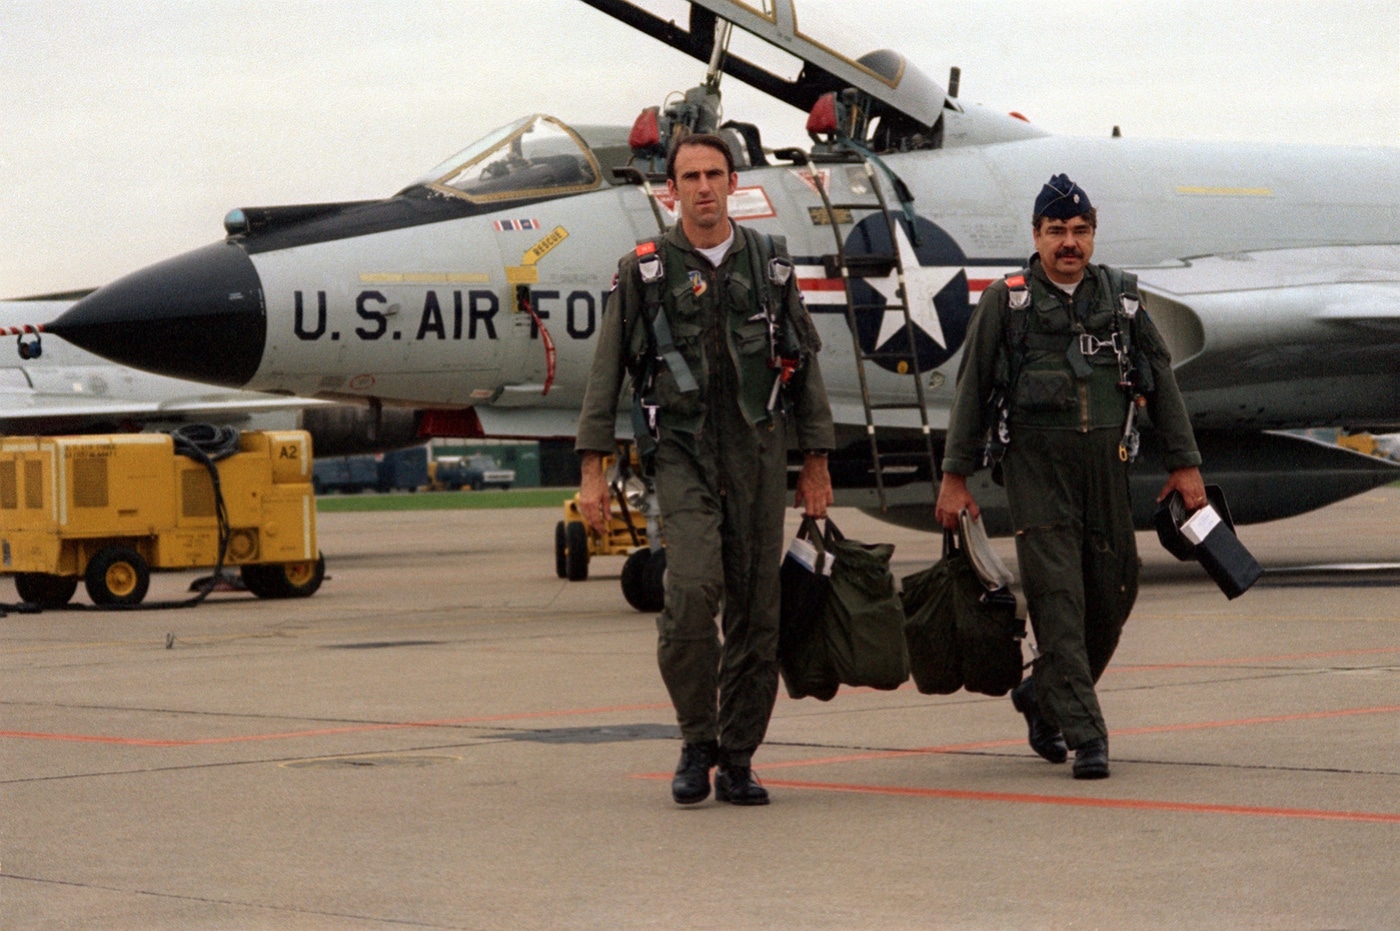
[942, 257, 1200, 747]
[576, 222, 835, 764]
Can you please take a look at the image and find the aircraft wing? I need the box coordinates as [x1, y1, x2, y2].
[1, 387, 321, 421]
[1136, 245, 1400, 430]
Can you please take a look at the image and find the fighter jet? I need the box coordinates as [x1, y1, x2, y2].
[36, 0, 1400, 536]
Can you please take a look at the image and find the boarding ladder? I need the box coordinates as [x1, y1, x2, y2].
[779, 148, 942, 511]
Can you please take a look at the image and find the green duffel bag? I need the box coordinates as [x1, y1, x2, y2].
[900, 536, 963, 695]
[943, 530, 1025, 697]
[822, 518, 910, 691]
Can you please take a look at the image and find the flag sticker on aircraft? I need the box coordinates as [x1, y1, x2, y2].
[493, 218, 542, 231]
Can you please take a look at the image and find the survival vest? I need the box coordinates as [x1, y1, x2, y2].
[984, 264, 1151, 473]
[626, 230, 803, 463]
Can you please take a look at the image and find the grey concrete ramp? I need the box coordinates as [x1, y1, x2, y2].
[3, 488, 1397, 928]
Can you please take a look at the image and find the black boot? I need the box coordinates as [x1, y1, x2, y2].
[1072, 737, 1110, 780]
[714, 760, 770, 806]
[671, 740, 719, 804]
[1011, 677, 1068, 764]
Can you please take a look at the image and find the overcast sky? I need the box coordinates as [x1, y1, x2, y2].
[2, 0, 1396, 297]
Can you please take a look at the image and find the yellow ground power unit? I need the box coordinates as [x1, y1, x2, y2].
[0, 430, 324, 607]
[553, 449, 665, 613]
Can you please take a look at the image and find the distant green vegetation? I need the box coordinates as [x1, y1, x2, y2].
[316, 488, 573, 512]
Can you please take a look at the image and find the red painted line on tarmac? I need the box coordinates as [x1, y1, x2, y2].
[1113, 645, 1400, 673]
[0, 701, 673, 748]
[0, 731, 183, 748]
[755, 779, 1400, 824]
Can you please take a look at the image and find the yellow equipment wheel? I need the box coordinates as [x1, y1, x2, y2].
[242, 553, 326, 599]
[85, 547, 151, 606]
[564, 520, 589, 581]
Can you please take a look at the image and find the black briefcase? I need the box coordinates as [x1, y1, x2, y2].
[1155, 487, 1262, 599]
[778, 516, 840, 701]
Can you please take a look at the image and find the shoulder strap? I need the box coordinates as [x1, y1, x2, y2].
[1102, 265, 1140, 320]
[1119, 269, 1140, 319]
[743, 231, 797, 317]
[744, 230, 772, 312]
[1001, 268, 1034, 384]
[1004, 271, 1031, 311]
[634, 238, 698, 394]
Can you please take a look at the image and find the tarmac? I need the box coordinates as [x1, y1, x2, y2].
[2, 486, 1397, 929]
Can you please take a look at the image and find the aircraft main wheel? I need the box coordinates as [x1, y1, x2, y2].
[85, 547, 150, 606]
[554, 521, 568, 578]
[564, 520, 589, 581]
[242, 553, 326, 599]
[620, 548, 666, 612]
[14, 572, 78, 608]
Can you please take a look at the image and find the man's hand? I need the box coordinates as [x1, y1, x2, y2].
[794, 452, 834, 518]
[578, 452, 612, 536]
[1157, 465, 1207, 511]
[934, 472, 978, 530]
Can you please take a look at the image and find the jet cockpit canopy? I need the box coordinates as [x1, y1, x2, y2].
[412, 115, 604, 204]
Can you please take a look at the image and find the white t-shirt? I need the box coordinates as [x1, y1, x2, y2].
[1052, 276, 1080, 296]
[696, 225, 736, 268]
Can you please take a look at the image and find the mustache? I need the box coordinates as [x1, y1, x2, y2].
[1055, 247, 1083, 259]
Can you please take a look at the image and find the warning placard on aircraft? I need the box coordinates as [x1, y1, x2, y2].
[649, 186, 776, 222]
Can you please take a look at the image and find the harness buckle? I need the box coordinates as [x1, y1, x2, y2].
[1078, 332, 1124, 358]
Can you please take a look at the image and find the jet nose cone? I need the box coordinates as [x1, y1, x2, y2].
[47, 241, 265, 388]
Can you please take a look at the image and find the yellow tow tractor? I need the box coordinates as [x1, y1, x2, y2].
[554, 446, 666, 611]
[0, 429, 323, 608]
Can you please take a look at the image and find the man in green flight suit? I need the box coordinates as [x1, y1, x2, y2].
[575, 134, 835, 806]
[936, 174, 1206, 779]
